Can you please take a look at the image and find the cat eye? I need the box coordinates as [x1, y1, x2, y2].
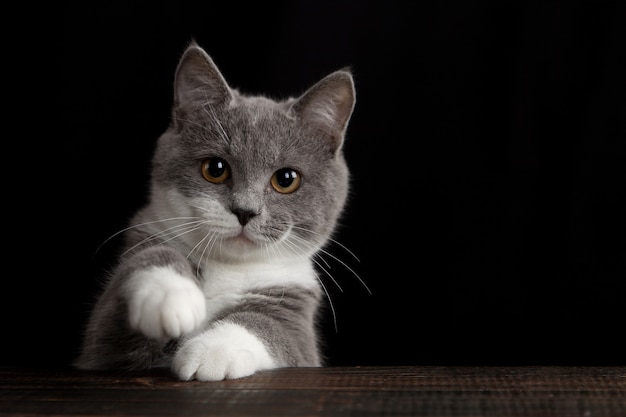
[201, 157, 230, 184]
[271, 168, 301, 194]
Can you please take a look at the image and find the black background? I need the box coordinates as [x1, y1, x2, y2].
[7, 1, 625, 368]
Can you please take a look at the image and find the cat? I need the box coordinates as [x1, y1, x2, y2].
[74, 41, 357, 381]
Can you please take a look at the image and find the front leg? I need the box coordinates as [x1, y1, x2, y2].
[170, 287, 322, 381]
[124, 264, 207, 340]
[75, 245, 207, 371]
[172, 321, 276, 381]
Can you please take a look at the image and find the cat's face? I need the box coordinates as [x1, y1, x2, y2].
[145, 44, 355, 264]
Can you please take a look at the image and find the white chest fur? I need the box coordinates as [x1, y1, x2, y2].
[200, 259, 318, 322]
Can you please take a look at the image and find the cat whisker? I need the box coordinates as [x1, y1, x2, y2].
[93, 216, 202, 257]
[262, 237, 280, 265]
[121, 220, 206, 257]
[275, 227, 344, 292]
[282, 225, 371, 295]
[317, 274, 339, 333]
[290, 225, 361, 262]
[311, 257, 344, 293]
[270, 228, 342, 332]
[315, 247, 371, 295]
[263, 228, 339, 323]
[190, 229, 221, 277]
[315, 253, 332, 270]
[183, 219, 214, 257]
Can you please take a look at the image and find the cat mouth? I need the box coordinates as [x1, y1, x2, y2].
[227, 230, 257, 246]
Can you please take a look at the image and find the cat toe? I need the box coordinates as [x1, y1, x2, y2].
[125, 267, 206, 340]
[171, 322, 276, 381]
[173, 344, 256, 381]
[198, 349, 257, 381]
[160, 291, 206, 338]
[132, 293, 168, 339]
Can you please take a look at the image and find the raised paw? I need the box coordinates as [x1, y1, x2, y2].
[172, 322, 276, 381]
[125, 266, 206, 340]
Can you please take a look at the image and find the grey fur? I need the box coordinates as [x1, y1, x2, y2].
[75, 42, 356, 378]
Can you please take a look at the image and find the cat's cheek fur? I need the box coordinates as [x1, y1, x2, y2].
[125, 266, 207, 340]
[172, 321, 276, 381]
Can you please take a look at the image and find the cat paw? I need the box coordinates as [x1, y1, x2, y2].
[126, 266, 206, 340]
[172, 322, 276, 381]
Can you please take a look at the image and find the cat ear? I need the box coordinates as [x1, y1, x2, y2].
[291, 70, 356, 149]
[173, 42, 233, 110]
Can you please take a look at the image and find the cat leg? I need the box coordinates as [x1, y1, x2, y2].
[125, 265, 207, 340]
[171, 321, 276, 381]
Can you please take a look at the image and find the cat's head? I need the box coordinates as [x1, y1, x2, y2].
[146, 42, 356, 264]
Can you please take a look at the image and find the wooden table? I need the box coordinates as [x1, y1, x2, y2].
[1, 366, 625, 416]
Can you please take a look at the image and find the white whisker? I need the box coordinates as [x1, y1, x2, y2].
[93, 216, 202, 256]
[312, 257, 344, 293]
[193, 229, 221, 277]
[271, 226, 345, 332]
[316, 247, 371, 295]
[317, 276, 338, 333]
[291, 225, 361, 262]
[282, 225, 371, 295]
[121, 220, 205, 257]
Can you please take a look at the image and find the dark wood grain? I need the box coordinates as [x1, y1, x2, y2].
[1, 366, 625, 416]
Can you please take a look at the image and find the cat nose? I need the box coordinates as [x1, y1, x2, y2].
[232, 208, 257, 226]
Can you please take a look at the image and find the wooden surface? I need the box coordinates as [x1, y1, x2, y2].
[1, 366, 625, 416]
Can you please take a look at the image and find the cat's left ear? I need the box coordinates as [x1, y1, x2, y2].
[291, 70, 356, 150]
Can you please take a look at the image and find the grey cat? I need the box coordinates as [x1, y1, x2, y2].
[74, 42, 356, 381]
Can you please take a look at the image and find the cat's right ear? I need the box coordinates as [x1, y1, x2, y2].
[173, 44, 233, 113]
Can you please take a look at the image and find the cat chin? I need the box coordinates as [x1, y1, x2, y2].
[228, 234, 256, 247]
[221, 237, 259, 255]
[211, 238, 266, 262]
[210, 238, 306, 264]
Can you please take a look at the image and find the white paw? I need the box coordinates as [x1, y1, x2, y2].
[172, 322, 276, 381]
[125, 266, 206, 340]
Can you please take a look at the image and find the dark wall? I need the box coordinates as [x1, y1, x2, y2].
[8, 1, 624, 368]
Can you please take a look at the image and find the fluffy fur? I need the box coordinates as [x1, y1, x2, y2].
[74, 42, 356, 381]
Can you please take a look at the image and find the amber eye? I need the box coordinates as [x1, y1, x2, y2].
[270, 168, 301, 194]
[201, 157, 230, 183]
